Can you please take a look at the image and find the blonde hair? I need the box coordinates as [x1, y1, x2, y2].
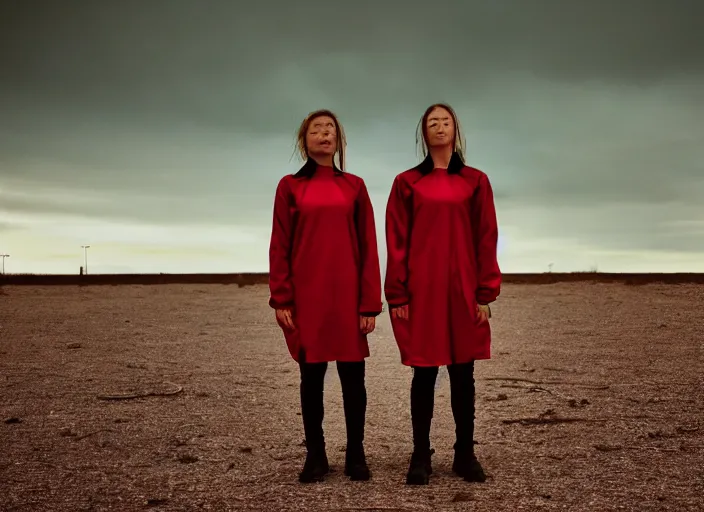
[295, 109, 347, 171]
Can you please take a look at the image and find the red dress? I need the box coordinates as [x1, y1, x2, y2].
[384, 155, 501, 367]
[269, 161, 383, 364]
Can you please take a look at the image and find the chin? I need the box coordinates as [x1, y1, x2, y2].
[429, 140, 452, 149]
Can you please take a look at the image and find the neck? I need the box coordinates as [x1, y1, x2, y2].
[428, 145, 453, 169]
[309, 154, 334, 167]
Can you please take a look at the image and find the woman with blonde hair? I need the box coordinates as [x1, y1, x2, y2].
[385, 103, 501, 485]
[269, 109, 383, 483]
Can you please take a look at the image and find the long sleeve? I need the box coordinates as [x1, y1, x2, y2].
[355, 180, 383, 316]
[384, 175, 412, 307]
[268, 177, 295, 309]
[470, 173, 501, 305]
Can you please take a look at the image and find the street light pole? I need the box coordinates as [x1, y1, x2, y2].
[0, 254, 8, 275]
[81, 245, 90, 274]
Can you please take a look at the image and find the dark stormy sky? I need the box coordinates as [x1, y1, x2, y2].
[1, 0, 703, 274]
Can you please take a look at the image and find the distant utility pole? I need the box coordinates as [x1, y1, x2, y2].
[81, 245, 90, 274]
[0, 254, 8, 275]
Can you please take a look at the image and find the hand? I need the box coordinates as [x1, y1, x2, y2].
[476, 304, 491, 324]
[391, 304, 409, 320]
[275, 308, 295, 330]
[359, 316, 376, 334]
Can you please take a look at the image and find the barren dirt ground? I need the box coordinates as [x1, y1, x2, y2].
[1, 283, 702, 512]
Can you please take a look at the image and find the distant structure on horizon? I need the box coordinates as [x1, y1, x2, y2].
[81, 245, 90, 275]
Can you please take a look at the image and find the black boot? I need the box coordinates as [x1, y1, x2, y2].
[452, 448, 486, 482]
[406, 447, 435, 485]
[299, 443, 330, 483]
[299, 361, 329, 483]
[452, 429, 486, 483]
[406, 366, 438, 485]
[448, 361, 486, 482]
[344, 444, 371, 481]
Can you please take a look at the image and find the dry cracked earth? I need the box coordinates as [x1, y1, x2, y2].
[1, 282, 702, 511]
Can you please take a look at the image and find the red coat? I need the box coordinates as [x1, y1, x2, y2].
[384, 154, 501, 367]
[269, 161, 383, 363]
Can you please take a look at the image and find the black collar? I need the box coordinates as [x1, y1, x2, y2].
[293, 158, 343, 178]
[416, 151, 465, 175]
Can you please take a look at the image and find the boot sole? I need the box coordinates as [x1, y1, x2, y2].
[299, 470, 329, 484]
[453, 468, 486, 481]
[345, 467, 371, 480]
[405, 471, 430, 485]
[299, 477, 325, 483]
[454, 467, 486, 482]
[299, 465, 330, 484]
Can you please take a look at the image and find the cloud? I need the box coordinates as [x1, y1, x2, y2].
[0, 220, 20, 234]
[0, 210, 268, 273]
[498, 201, 704, 255]
[0, 183, 278, 228]
[3, 1, 702, 125]
[1, 0, 703, 272]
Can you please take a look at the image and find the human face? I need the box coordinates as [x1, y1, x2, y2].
[425, 107, 455, 148]
[306, 115, 337, 156]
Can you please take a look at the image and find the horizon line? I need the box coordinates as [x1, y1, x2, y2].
[3, 271, 704, 287]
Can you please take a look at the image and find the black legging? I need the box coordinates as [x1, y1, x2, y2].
[299, 360, 367, 450]
[410, 361, 476, 452]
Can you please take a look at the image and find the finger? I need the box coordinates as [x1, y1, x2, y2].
[286, 311, 295, 330]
